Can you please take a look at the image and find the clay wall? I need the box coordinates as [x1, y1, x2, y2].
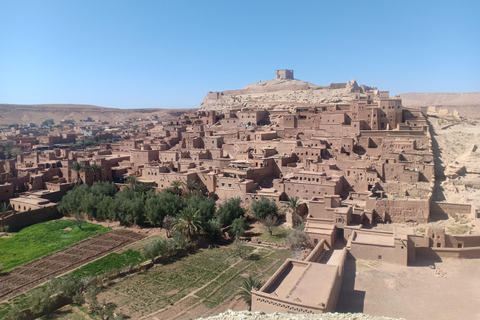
[304, 239, 326, 262]
[430, 202, 475, 219]
[373, 198, 430, 223]
[0, 205, 59, 231]
[283, 180, 341, 200]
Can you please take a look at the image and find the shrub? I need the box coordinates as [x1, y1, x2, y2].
[284, 229, 312, 249]
[231, 239, 249, 260]
[3, 304, 26, 320]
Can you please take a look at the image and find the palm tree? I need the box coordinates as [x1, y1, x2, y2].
[125, 175, 138, 188]
[182, 179, 204, 197]
[173, 206, 203, 241]
[282, 196, 302, 227]
[236, 276, 265, 311]
[90, 164, 102, 182]
[170, 180, 183, 196]
[69, 162, 84, 185]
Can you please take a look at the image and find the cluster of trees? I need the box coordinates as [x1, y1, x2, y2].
[58, 180, 249, 241]
[59, 179, 307, 245]
[0, 140, 22, 160]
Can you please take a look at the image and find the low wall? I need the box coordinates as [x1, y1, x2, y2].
[416, 246, 480, 259]
[431, 201, 476, 219]
[305, 239, 326, 262]
[0, 206, 59, 231]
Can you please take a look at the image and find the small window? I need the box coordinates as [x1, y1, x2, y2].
[378, 255, 382, 260]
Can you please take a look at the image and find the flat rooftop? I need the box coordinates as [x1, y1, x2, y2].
[352, 231, 394, 247]
[263, 260, 337, 307]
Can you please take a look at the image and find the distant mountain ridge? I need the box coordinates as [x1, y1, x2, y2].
[399, 92, 480, 107]
[0, 104, 198, 125]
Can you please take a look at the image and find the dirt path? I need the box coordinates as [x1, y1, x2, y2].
[0, 229, 145, 302]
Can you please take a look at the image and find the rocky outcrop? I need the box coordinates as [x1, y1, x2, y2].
[200, 77, 375, 111]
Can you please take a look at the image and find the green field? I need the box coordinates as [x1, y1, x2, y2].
[96, 244, 291, 318]
[0, 219, 110, 271]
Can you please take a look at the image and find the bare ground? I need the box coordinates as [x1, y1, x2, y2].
[336, 257, 480, 320]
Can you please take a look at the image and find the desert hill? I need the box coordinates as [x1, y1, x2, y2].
[400, 92, 480, 119]
[200, 78, 365, 111]
[399, 92, 480, 107]
[0, 104, 197, 125]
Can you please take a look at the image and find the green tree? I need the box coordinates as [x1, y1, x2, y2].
[251, 197, 278, 220]
[215, 197, 245, 227]
[145, 192, 182, 226]
[229, 216, 248, 239]
[27, 286, 54, 316]
[142, 238, 177, 263]
[173, 206, 203, 241]
[236, 276, 265, 311]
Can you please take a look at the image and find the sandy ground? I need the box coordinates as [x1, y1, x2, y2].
[336, 257, 480, 320]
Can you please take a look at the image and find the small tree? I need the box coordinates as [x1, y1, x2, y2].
[142, 238, 177, 263]
[163, 216, 176, 238]
[229, 216, 248, 239]
[236, 276, 265, 311]
[72, 212, 85, 229]
[260, 215, 278, 236]
[85, 285, 101, 313]
[251, 197, 278, 220]
[215, 197, 245, 227]
[231, 238, 249, 260]
[27, 286, 54, 316]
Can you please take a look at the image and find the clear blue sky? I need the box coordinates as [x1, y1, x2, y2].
[1, 0, 479, 109]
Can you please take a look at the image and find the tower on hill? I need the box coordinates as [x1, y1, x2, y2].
[275, 69, 294, 80]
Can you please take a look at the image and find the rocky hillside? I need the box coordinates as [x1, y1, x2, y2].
[0, 104, 197, 125]
[196, 311, 404, 320]
[200, 79, 367, 111]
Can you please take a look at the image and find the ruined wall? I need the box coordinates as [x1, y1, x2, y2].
[373, 198, 430, 223]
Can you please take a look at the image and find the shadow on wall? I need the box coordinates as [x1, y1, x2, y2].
[335, 254, 365, 313]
